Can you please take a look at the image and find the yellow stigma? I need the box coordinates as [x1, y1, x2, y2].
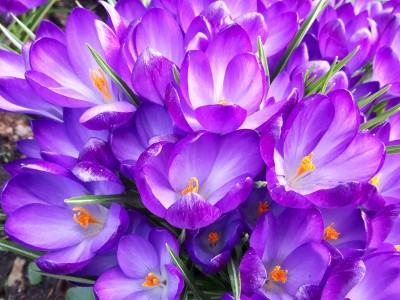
[72, 207, 101, 228]
[323, 223, 340, 241]
[181, 177, 199, 195]
[269, 266, 288, 283]
[369, 173, 382, 186]
[257, 201, 268, 217]
[395, 245, 400, 251]
[90, 68, 112, 102]
[142, 272, 161, 287]
[208, 232, 219, 246]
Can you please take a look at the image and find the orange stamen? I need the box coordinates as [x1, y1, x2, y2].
[291, 152, 315, 182]
[72, 207, 101, 228]
[269, 266, 288, 283]
[257, 201, 269, 217]
[90, 68, 112, 102]
[182, 177, 199, 195]
[142, 272, 161, 287]
[323, 223, 340, 241]
[369, 173, 382, 186]
[208, 232, 219, 245]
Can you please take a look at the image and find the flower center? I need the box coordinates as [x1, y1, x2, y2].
[323, 223, 340, 241]
[208, 232, 219, 246]
[257, 201, 268, 217]
[395, 245, 400, 251]
[269, 266, 288, 283]
[90, 68, 112, 102]
[142, 272, 161, 287]
[181, 177, 199, 195]
[72, 207, 102, 228]
[290, 152, 315, 183]
[369, 173, 381, 186]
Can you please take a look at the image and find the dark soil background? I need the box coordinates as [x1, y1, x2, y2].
[0, 1, 105, 299]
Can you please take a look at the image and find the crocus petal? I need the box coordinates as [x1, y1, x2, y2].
[165, 193, 222, 230]
[149, 228, 179, 266]
[318, 19, 348, 59]
[5, 204, 85, 251]
[79, 138, 120, 171]
[117, 234, 160, 278]
[240, 247, 267, 296]
[79, 101, 136, 130]
[36, 20, 66, 44]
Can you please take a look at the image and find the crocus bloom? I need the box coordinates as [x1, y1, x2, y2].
[135, 130, 264, 229]
[261, 89, 385, 208]
[240, 208, 330, 298]
[94, 228, 184, 300]
[323, 252, 400, 299]
[2, 169, 128, 274]
[26, 8, 135, 130]
[185, 211, 242, 273]
[0, 0, 46, 14]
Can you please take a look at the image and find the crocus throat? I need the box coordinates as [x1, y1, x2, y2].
[323, 223, 340, 241]
[73, 207, 101, 228]
[208, 232, 219, 246]
[269, 266, 288, 283]
[369, 173, 381, 186]
[395, 245, 400, 251]
[142, 272, 161, 287]
[290, 152, 315, 183]
[182, 177, 199, 195]
[90, 68, 112, 102]
[257, 201, 268, 217]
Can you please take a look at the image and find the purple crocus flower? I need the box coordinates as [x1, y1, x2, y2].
[261, 89, 385, 208]
[111, 102, 181, 178]
[2, 169, 128, 274]
[166, 24, 287, 134]
[135, 130, 264, 229]
[94, 228, 184, 300]
[322, 252, 400, 299]
[318, 3, 378, 73]
[240, 208, 330, 298]
[25, 8, 136, 130]
[0, 49, 62, 119]
[185, 211, 242, 273]
[0, 0, 46, 14]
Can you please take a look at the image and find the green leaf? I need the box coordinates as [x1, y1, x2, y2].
[320, 56, 338, 94]
[306, 46, 360, 96]
[0, 224, 3, 231]
[257, 36, 269, 86]
[0, 212, 6, 221]
[178, 229, 186, 245]
[166, 244, 209, 300]
[106, 0, 117, 6]
[10, 14, 35, 40]
[26, 0, 58, 36]
[271, 0, 329, 80]
[29, 263, 96, 285]
[75, 1, 83, 7]
[227, 256, 241, 300]
[360, 103, 400, 131]
[0, 239, 43, 260]
[27, 262, 43, 285]
[0, 24, 23, 50]
[64, 194, 139, 205]
[66, 287, 96, 300]
[87, 44, 140, 107]
[358, 85, 392, 109]
[173, 65, 181, 86]
[253, 181, 267, 188]
[387, 145, 400, 155]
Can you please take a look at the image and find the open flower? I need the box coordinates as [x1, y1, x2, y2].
[0, 0, 46, 14]
[135, 130, 264, 229]
[261, 89, 385, 208]
[94, 228, 184, 300]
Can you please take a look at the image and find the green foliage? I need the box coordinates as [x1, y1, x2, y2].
[27, 262, 43, 285]
[66, 287, 96, 300]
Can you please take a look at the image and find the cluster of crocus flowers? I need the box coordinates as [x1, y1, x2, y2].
[1, 0, 400, 299]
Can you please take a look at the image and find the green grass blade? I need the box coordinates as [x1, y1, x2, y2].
[227, 256, 241, 300]
[26, 0, 58, 35]
[0, 239, 43, 260]
[172, 65, 180, 86]
[0, 24, 22, 50]
[257, 36, 269, 86]
[87, 44, 140, 107]
[10, 14, 35, 40]
[320, 56, 338, 93]
[360, 103, 400, 131]
[271, 0, 329, 80]
[64, 194, 139, 205]
[358, 85, 392, 109]
[387, 145, 400, 155]
[30, 263, 96, 285]
[166, 244, 209, 300]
